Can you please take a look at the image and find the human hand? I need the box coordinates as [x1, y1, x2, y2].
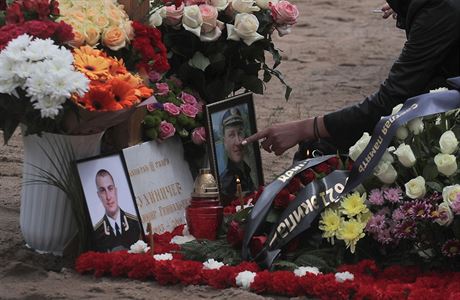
[242, 119, 313, 156]
[381, 3, 396, 19]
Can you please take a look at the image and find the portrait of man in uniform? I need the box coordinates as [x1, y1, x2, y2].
[76, 153, 143, 253]
[93, 169, 141, 252]
[205, 93, 264, 204]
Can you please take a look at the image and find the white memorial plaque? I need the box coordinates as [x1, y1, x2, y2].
[122, 137, 194, 234]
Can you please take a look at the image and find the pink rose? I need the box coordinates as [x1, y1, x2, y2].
[191, 127, 206, 145]
[270, 0, 299, 25]
[199, 4, 218, 33]
[181, 103, 199, 118]
[159, 121, 176, 139]
[163, 102, 181, 116]
[195, 100, 204, 112]
[146, 103, 156, 112]
[164, 3, 184, 26]
[180, 92, 198, 105]
[155, 82, 170, 96]
[185, 0, 206, 5]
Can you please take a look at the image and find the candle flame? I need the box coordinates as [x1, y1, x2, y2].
[236, 176, 241, 184]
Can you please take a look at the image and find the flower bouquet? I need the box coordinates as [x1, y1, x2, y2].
[148, 0, 299, 102]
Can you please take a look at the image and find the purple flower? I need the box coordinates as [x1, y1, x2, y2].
[452, 194, 460, 215]
[441, 239, 460, 257]
[368, 189, 384, 206]
[148, 71, 161, 83]
[376, 228, 394, 245]
[407, 200, 434, 220]
[394, 220, 417, 239]
[155, 82, 170, 96]
[366, 214, 386, 234]
[392, 207, 406, 223]
[383, 187, 402, 203]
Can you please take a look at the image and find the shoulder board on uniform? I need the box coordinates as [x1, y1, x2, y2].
[94, 218, 104, 229]
[124, 212, 138, 220]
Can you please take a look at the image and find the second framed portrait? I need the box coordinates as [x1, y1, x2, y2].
[204, 93, 264, 204]
[76, 153, 144, 252]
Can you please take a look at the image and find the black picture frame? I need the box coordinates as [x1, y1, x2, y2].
[76, 153, 144, 252]
[204, 92, 264, 204]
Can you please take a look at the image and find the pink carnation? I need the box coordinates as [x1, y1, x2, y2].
[159, 121, 176, 139]
[163, 102, 181, 116]
[180, 92, 197, 105]
[191, 127, 206, 145]
[155, 82, 170, 96]
[181, 103, 199, 118]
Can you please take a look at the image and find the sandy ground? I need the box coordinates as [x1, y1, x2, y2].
[0, 1, 405, 299]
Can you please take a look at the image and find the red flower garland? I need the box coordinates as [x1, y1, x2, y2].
[75, 228, 460, 299]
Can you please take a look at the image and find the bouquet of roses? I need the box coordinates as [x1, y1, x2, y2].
[329, 88, 460, 267]
[0, 0, 155, 143]
[143, 77, 205, 144]
[148, 0, 299, 102]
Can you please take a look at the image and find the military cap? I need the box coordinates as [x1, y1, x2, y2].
[222, 108, 243, 128]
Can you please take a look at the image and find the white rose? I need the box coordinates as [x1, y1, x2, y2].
[149, 7, 166, 27]
[439, 130, 458, 154]
[128, 240, 150, 254]
[182, 5, 203, 37]
[391, 103, 403, 115]
[255, 0, 278, 9]
[335, 271, 354, 283]
[394, 143, 416, 167]
[404, 176, 426, 199]
[209, 0, 229, 11]
[374, 162, 397, 184]
[395, 126, 409, 140]
[435, 202, 454, 226]
[442, 184, 460, 205]
[231, 0, 260, 13]
[203, 259, 225, 270]
[407, 118, 424, 135]
[227, 13, 264, 46]
[434, 153, 457, 177]
[348, 132, 371, 161]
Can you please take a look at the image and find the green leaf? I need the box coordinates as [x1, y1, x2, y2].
[272, 260, 299, 271]
[426, 181, 443, 192]
[241, 75, 264, 94]
[423, 163, 439, 181]
[294, 254, 331, 271]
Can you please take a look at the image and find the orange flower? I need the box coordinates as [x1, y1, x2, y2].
[109, 78, 139, 108]
[74, 47, 111, 81]
[136, 85, 154, 99]
[114, 73, 153, 99]
[80, 84, 123, 111]
[109, 57, 128, 76]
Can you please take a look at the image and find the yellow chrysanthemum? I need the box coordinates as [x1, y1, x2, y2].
[73, 48, 111, 81]
[319, 209, 342, 244]
[340, 192, 369, 217]
[337, 219, 366, 253]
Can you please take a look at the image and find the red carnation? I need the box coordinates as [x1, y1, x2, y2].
[23, 20, 55, 39]
[223, 205, 236, 215]
[287, 176, 302, 194]
[6, 3, 24, 24]
[299, 169, 316, 185]
[154, 260, 179, 285]
[250, 235, 267, 256]
[274, 188, 294, 209]
[53, 21, 74, 43]
[171, 260, 203, 285]
[327, 156, 340, 169]
[314, 162, 332, 174]
[226, 220, 245, 248]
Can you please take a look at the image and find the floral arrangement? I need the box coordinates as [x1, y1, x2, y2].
[143, 78, 204, 143]
[57, 0, 133, 50]
[72, 45, 153, 112]
[148, 0, 299, 102]
[333, 96, 460, 264]
[76, 225, 460, 299]
[0, 0, 156, 143]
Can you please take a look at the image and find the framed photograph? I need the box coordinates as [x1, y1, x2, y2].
[76, 153, 144, 252]
[204, 92, 264, 203]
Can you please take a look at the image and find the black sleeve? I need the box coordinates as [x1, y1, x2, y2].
[323, 2, 460, 151]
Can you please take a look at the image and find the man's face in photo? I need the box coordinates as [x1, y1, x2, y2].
[223, 124, 244, 163]
[96, 174, 119, 218]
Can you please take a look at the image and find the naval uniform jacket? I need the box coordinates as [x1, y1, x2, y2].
[323, 0, 460, 151]
[220, 159, 255, 200]
[93, 209, 141, 252]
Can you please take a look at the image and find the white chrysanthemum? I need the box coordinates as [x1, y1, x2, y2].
[335, 271, 354, 283]
[235, 271, 256, 290]
[128, 240, 150, 254]
[153, 253, 173, 261]
[32, 95, 65, 119]
[64, 71, 90, 97]
[202, 259, 225, 270]
[4, 34, 31, 57]
[294, 266, 321, 277]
